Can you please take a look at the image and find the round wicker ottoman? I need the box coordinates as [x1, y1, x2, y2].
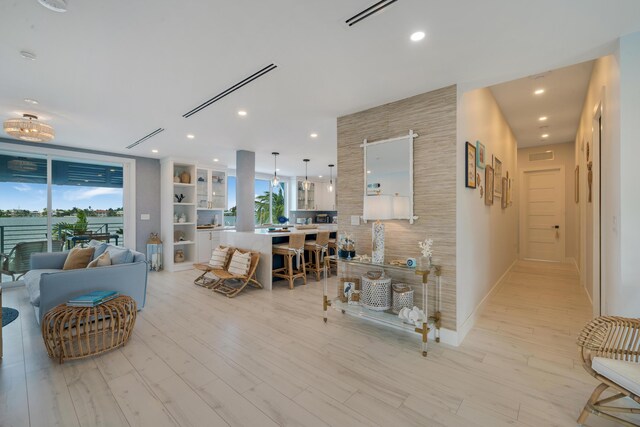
[42, 295, 137, 364]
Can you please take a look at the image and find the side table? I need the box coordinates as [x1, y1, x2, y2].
[42, 295, 137, 364]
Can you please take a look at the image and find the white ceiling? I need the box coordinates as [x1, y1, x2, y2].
[490, 60, 594, 148]
[1, 1, 639, 177]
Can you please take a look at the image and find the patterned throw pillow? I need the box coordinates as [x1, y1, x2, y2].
[208, 246, 230, 269]
[227, 250, 251, 276]
[87, 251, 112, 268]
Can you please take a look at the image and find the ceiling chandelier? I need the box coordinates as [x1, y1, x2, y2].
[271, 152, 280, 187]
[327, 164, 334, 192]
[3, 114, 55, 142]
[302, 159, 311, 191]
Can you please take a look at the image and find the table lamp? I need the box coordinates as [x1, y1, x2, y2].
[363, 195, 394, 264]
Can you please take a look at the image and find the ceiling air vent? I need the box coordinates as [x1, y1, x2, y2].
[126, 128, 164, 149]
[529, 150, 554, 162]
[182, 64, 278, 118]
[345, 0, 397, 27]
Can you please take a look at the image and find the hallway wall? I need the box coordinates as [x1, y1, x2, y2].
[574, 53, 620, 308]
[457, 87, 518, 339]
[518, 142, 578, 264]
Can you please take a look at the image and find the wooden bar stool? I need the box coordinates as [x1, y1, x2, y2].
[272, 233, 307, 289]
[305, 230, 330, 281]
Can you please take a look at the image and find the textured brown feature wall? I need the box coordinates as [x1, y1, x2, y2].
[337, 85, 457, 330]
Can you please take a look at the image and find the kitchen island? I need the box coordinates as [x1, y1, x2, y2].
[218, 225, 338, 290]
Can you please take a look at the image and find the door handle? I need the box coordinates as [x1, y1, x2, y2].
[552, 225, 560, 229]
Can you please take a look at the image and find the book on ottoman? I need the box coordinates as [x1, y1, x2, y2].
[67, 290, 119, 307]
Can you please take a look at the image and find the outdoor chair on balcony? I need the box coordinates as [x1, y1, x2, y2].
[0, 240, 63, 281]
[577, 316, 640, 426]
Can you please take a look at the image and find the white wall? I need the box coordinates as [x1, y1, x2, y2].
[574, 52, 620, 309]
[518, 142, 578, 263]
[617, 32, 640, 317]
[457, 87, 518, 340]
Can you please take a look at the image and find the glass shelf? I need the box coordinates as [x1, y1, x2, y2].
[330, 298, 436, 332]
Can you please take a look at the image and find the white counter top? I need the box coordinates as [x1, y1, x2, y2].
[220, 224, 337, 237]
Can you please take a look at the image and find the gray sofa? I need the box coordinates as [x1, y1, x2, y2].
[23, 245, 148, 324]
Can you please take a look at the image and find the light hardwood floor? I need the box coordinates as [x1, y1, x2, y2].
[0, 260, 637, 426]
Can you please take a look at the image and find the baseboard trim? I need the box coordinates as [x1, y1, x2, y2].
[456, 259, 518, 345]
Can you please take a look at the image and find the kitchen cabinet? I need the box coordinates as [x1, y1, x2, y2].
[295, 180, 336, 211]
[197, 168, 226, 210]
[197, 229, 221, 263]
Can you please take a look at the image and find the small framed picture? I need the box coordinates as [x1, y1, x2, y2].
[575, 165, 579, 203]
[501, 178, 508, 209]
[485, 165, 494, 206]
[465, 141, 477, 188]
[494, 157, 503, 197]
[476, 141, 486, 169]
[338, 277, 360, 303]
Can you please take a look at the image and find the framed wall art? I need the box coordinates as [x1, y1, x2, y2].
[501, 177, 508, 208]
[476, 141, 486, 169]
[575, 165, 579, 203]
[485, 165, 494, 206]
[465, 141, 477, 188]
[494, 157, 503, 197]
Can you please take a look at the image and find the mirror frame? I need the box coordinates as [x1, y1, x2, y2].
[361, 130, 417, 224]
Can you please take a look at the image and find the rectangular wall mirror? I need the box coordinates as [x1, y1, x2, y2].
[362, 131, 416, 223]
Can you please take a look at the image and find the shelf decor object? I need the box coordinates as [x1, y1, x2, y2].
[392, 284, 413, 313]
[323, 255, 442, 357]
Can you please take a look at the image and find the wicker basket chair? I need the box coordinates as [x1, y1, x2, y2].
[576, 316, 640, 426]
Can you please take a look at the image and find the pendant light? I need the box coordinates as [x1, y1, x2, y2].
[271, 152, 280, 187]
[302, 159, 311, 190]
[328, 164, 334, 192]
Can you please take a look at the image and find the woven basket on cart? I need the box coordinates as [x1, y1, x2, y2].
[361, 276, 392, 311]
[392, 284, 414, 314]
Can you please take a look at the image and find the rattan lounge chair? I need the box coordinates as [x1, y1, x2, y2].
[577, 316, 640, 426]
[194, 249, 262, 297]
[193, 245, 233, 288]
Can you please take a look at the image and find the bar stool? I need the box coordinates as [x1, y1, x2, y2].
[272, 233, 307, 289]
[305, 231, 330, 281]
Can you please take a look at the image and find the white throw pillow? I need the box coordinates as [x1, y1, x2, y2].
[227, 250, 251, 276]
[208, 246, 230, 268]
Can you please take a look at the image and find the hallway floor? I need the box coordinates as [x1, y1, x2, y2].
[1, 260, 636, 426]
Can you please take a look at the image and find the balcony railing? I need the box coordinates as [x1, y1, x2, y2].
[0, 222, 122, 254]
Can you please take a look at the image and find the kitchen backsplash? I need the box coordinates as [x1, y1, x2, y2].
[289, 210, 337, 224]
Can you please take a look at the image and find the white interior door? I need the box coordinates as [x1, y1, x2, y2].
[520, 168, 565, 262]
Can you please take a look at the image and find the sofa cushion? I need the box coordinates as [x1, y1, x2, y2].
[87, 251, 111, 268]
[63, 247, 95, 270]
[23, 269, 61, 307]
[104, 246, 133, 265]
[88, 240, 109, 259]
[592, 357, 640, 396]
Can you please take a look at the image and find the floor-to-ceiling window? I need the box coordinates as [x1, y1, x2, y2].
[223, 174, 288, 226]
[0, 146, 134, 281]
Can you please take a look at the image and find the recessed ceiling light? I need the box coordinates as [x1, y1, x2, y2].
[37, 0, 68, 12]
[213, 158, 219, 162]
[534, 88, 545, 95]
[539, 116, 548, 121]
[367, 170, 371, 174]
[20, 51, 37, 60]
[237, 110, 247, 116]
[318, 175, 323, 178]
[310, 133, 318, 138]
[24, 98, 39, 105]
[186, 134, 195, 139]
[152, 149, 158, 153]
[276, 168, 280, 172]
[541, 134, 549, 138]
[410, 31, 426, 42]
